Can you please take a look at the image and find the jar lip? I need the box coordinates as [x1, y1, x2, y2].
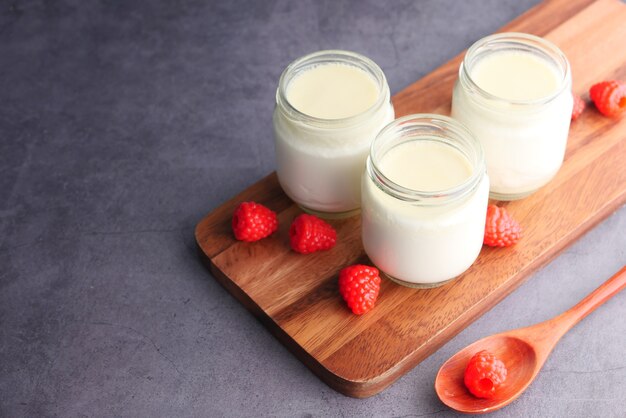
[460, 32, 571, 106]
[276, 49, 389, 127]
[368, 114, 486, 205]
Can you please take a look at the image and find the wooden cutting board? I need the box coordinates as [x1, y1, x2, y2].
[196, 0, 626, 398]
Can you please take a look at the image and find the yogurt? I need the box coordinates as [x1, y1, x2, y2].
[273, 50, 394, 217]
[362, 115, 489, 287]
[286, 64, 379, 119]
[451, 33, 573, 200]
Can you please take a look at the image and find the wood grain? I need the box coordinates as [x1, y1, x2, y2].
[195, 0, 626, 398]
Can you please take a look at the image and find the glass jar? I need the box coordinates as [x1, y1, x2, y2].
[362, 115, 489, 288]
[273, 50, 394, 219]
[451, 33, 573, 200]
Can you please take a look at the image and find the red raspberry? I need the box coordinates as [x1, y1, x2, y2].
[589, 80, 626, 117]
[484, 205, 522, 247]
[571, 92, 585, 120]
[289, 214, 337, 254]
[338, 265, 381, 315]
[464, 350, 508, 399]
[232, 201, 278, 242]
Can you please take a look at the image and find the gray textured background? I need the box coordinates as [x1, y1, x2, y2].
[1, 1, 625, 417]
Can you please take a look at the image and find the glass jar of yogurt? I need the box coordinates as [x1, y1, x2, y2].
[451, 33, 573, 200]
[362, 115, 489, 287]
[273, 50, 394, 218]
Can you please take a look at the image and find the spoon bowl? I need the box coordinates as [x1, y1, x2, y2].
[435, 335, 537, 414]
[435, 265, 626, 414]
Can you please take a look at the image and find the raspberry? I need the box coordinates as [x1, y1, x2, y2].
[571, 92, 585, 120]
[232, 201, 278, 242]
[483, 204, 522, 247]
[289, 214, 337, 254]
[589, 80, 626, 117]
[464, 350, 508, 399]
[338, 265, 381, 315]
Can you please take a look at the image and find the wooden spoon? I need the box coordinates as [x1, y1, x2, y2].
[435, 265, 626, 414]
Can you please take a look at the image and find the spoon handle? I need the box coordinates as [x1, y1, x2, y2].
[540, 265, 626, 345]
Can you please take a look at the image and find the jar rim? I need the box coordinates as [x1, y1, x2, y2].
[276, 49, 389, 127]
[460, 32, 571, 107]
[367, 114, 486, 205]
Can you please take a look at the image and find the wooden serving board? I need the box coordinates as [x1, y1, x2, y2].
[196, 0, 626, 398]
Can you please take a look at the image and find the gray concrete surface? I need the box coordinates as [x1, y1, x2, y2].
[1, 0, 625, 417]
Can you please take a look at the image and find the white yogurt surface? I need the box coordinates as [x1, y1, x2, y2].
[362, 140, 489, 285]
[287, 64, 379, 119]
[471, 51, 561, 101]
[274, 61, 393, 214]
[381, 141, 473, 191]
[452, 50, 572, 198]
